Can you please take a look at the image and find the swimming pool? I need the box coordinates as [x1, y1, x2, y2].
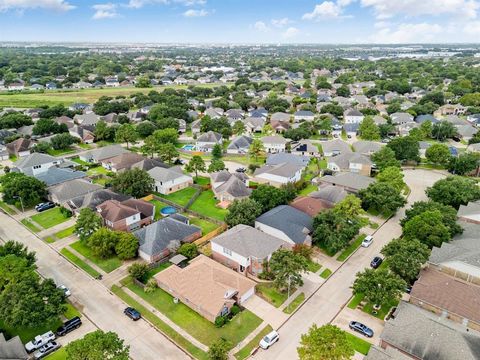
[182, 144, 195, 151]
[160, 206, 177, 216]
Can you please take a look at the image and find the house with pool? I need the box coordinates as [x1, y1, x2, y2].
[147, 166, 193, 195]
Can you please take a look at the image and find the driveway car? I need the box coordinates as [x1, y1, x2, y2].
[25, 331, 55, 353]
[349, 321, 374, 338]
[259, 330, 279, 350]
[361, 235, 373, 248]
[370, 256, 383, 269]
[35, 202, 55, 212]
[124, 307, 141, 321]
[33, 341, 60, 359]
[56, 316, 82, 336]
[58, 285, 71, 297]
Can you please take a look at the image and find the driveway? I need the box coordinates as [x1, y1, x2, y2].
[0, 212, 189, 360]
[252, 169, 445, 360]
[332, 307, 385, 345]
[243, 295, 288, 328]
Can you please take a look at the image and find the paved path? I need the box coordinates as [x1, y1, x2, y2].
[0, 212, 190, 360]
[252, 169, 446, 360]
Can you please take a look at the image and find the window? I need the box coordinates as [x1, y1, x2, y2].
[223, 248, 232, 256]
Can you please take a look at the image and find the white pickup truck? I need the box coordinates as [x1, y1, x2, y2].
[25, 331, 56, 353]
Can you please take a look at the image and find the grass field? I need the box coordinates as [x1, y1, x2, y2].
[70, 241, 121, 273]
[30, 207, 69, 229]
[60, 248, 101, 278]
[306, 259, 321, 273]
[158, 187, 198, 207]
[0, 201, 17, 215]
[148, 199, 171, 220]
[21, 218, 42, 232]
[345, 333, 372, 355]
[234, 325, 273, 360]
[347, 292, 398, 320]
[320, 268, 332, 279]
[337, 234, 366, 262]
[187, 216, 219, 235]
[190, 190, 228, 221]
[283, 293, 305, 314]
[256, 283, 289, 308]
[55, 225, 76, 239]
[44, 348, 67, 360]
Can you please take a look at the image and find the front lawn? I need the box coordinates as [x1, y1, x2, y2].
[190, 190, 228, 221]
[298, 184, 318, 196]
[30, 207, 70, 229]
[306, 259, 321, 273]
[337, 234, 366, 262]
[55, 225, 76, 239]
[60, 248, 101, 278]
[21, 218, 42, 232]
[234, 325, 273, 360]
[0, 201, 16, 215]
[256, 283, 289, 308]
[319, 268, 332, 279]
[123, 278, 262, 348]
[345, 333, 371, 355]
[47, 148, 76, 156]
[71, 157, 90, 166]
[347, 292, 399, 320]
[70, 241, 121, 273]
[158, 187, 197, 207]
[145, 262, 172, 281]
[45, 348, 67, 360]
[283, 293, 305, 314]
[187, 216, 219, 235]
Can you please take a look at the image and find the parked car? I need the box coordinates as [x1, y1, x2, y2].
[25, 331, 56, 353]
[361, 235, 373, 248]
[56, 316, 82, 336]
[124, 307, 141, 321]
[259, 330, 279, 350]
[349, 321, 374, 338]
[235, 167, 246, 173]
[33, 341, 60, 359]
[35, 202, 55, 212]
[370, 256, 383, 269]
[405, 285, 412, 294]
[58, 285, 71, 297]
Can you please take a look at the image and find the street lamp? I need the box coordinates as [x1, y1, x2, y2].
[13, 195, 24, 213]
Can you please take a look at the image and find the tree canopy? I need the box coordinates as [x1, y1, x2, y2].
[297, 324, 354, 360]
[426, 176, 480, 209]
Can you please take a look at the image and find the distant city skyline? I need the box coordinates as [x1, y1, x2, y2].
[0, 0, 479, 44]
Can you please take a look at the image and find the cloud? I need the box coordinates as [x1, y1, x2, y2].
[183, 8, 208, 17]
[253, 21, 270, 32]
[126, 0, 205, 8]
[463, 20, 480, 34]
[0, 0, 75, 12]
[92, 3, 119, 19]
[282, 26, 300, 39]
[302, 1, 345, 20]
[271, 17, 292, 27]
[370, 22, 443, 43]
[361, 0, 479, 20]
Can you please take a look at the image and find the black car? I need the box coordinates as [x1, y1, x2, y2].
[56, 317, 82, 336]
[35, 202, 55, 212]
[370, 256, 383, 269]
[124, 307, 141, 321]
[349, 321, 374, 338]
[235, 167, 246, 173]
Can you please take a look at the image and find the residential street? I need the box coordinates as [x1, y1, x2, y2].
[252, 169, 446, 360]
[0, 212, 190, 360]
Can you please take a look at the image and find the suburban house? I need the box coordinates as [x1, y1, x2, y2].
[321, 139, 352, 157]
[96, 199, 154, 232]
[266, 153, 310, 168]
[74, 113, 100, 127]
[343, 108, 364, 123]
[6, 137, 33, 157]
[154, 255, 256, 322]
[270, 112, 291, 123]
[270, 120, 290, 133]
[316, 172, 375, 193]
[457, 201, 480, 224]
[244, 117, 265, 134]
[352, 141, 383, 156]
[79, 145, 129, 163]
[148, 166, 193, 195]
[390, 112, 414, 125]
[67, 189, 130, 214]
[261, 136, 288, 153]
[131, 158, 168, 172]
[434, 104, 467, 117]
[294, 110, 315, 122]
[0, 333, 28, 360]
[255, 205, 313, 246]
[227, 135, 253, 154]
[48, 179, 102, 204]
[101, 152, 145, 172]
[290, 140, 320, 157]
[309, 185, 348, 207]
[69, 125, 95, 144]
[211, 225, 287, 276]
[134, 217, 201, 263]
[290, 196, 328, 217]
[210, 171, 251, 203]
[326, 152, 373, 176]
[196, 131, 223, 152]
[253, 162, 303, 187]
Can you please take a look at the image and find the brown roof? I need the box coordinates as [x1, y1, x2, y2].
[154, 255, 255, 319]
[290, 196, 329, 217]
[411, 268, 480, 323]
[6, 138, 32, 153]
[97, 198, 153, 223]
[102, 152, 145, 171]
[122, 198, 155, 218]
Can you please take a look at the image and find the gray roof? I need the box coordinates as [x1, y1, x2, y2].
[74, 113, 100, 126]
[35, 167, 87, 186]
[270, 112, 291, 122]
[365, 346, 415, 360]
[15, 152, 60, 171]
[261, 136, 288, 145]
[131, 158, 168, 171]
[68, 189, 130, 211]
[82, 145, 129, 162]
[254, 162, 304, 178]
[456, 124, 477, 138]
[214, 175, 251, 198]
[327, 152, 372, 169]
[310, 185, 348, 204]
[0, 333, 28, 360]
[319, 172, 375, 191]
[48, 179, 102, 203]
[344, 108, 363, 116]
[227, 135, 253, 151]
[381, 301, 480, 360]
[244, 117, 266, 129]
[321, 139, 352, 155]
[134, 218, 200, 256]
[266, 153, 309, 167]
[294, 110, 314, 117]
[211, 225, 286, 259]
[256, 205, 313, 244]
[197, 131, 223, 143]
[458, 201, 480, 219]
[352, 141, 383, 155]
[148, 166, 189, 182]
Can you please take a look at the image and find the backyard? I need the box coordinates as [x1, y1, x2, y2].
[157, 187, 198, 207]
[189, 190, 228, 221]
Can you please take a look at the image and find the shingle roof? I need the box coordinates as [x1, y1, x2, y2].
[68, 189, 130, 211]
[0, 333, 28, 360]
[131, 158, 168, 171]
[14, 152, 58, 170]
[48, 179, 102, 203]
[266, 153, 309, 167]
[254, 162, 304, 178]
[327, 152, 372, 169]
[82, 145, 129, 162]
[261, 136, 288, 145]
[310, 185, 348, 204]
[227, 135, 253, 151]
[197, 131, 222, 143]
[270, 112, 291, 122]
[321, 139, 352, 155]
[147, 166, 191, 183]
[365, 346, 412, 360]
[214, 175, 252, 198]
[319, 172, 375, 191]
[352, 140, 383, 154]
[290, 196, 328, 217]
[35, 167, 86, 186]
[211, 224, 286, 259]
[458, 201, 480, 219]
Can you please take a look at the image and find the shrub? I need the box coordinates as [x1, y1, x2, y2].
[177, 243, 198, 260]
[128, 262, 149, 282]
[144, 278, 158, 293]
[214, 315, 227, 328]
[60, 206, 73, 218]
[230, 305, 240, 316]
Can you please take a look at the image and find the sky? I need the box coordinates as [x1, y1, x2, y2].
[0, 0, 480, 44]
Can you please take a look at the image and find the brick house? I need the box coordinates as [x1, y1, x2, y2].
[96, 199, 154, 232]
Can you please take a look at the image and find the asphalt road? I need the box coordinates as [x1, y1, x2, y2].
[0, 212, 190, 360]
[252, 169, 446, 360]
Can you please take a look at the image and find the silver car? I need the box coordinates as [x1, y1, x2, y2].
[259, 330, 279, 350]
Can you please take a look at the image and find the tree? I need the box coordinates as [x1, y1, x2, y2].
[336, 85, 350, 97]
[358, 116, 380, 140]
[403, 210, 452, 248]
[432, 121, 457, 141]
[371, 146, 400, 171]
[152, 128, 179, 145]
[65, 330, 129, 360]
[448, 152, 480, 175]
[212, 143, 223, 159]
[420, 120, 433, 138]
[186, 155, 206, 179]
[157, 143, 179, 164]
[359, 182, 406, 215]
[320, 103, 343, 117]
[208, 338, 229, 360]
[232, 120, 246, 135]
[94, 120, 115, 141]
[313, 210, 360, 254]
[426, 176, 480, 209]
[353, 269, 406, 306]
[387, 136, 420, 163]
[136, 121, 157, 137]
[208, 159, 226, 173]
[376, 166, 405, 191]
[50, 133, 77, 150]
[297, 324, 354, 360]
[115, 232, 138, 260]
[248, 138, 265, 161]
[250, 185, 293, 213]
[2, 172, 47, 208]
[425, 143, 452, 166]
[225, 198, 262, 227]
[332, 194, 364, 219]
[381, 238, 430, 283]
[115, 123, 138, 149]
[0, 240, 36, 266]
[32, 118, 66, 136]
[135, 76, 152, 88]
[177, 243, 198, 260]
[128, 262, 149, 282]
[88, 228, 119, 258]
[75, 208, 103, 241]
[111, 168, 154, 198]
[269, 249, 308, 291]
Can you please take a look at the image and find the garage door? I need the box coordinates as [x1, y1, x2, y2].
[240, 286, 255, 303]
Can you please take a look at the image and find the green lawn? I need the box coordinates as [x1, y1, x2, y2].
[123, 278, 262, 348]
[70, 241, 121, 273]
[187, 216, 219, 235]
[60, 248, 101, 278]
[86, 166, 110, 176]
[45, 236, 56, 243]
[0, 201, 17, 215]
[190, 190, 228, 221]
[345, 333, 372, 355]
[319, 268, 332, 279]
[45, 348, 67, 360]
[298, 184, 318, 196]
[21, 218, 42, 232]
[283, 293, 305, 314]
[111, 285, 208, 360]
[194, 176, 210, 186]
[77, 143, 93, 150]
[256, 283, 289, 308]
[55, 225, 76, 239]
[306, 259, 321, 273]
[47, 148, 76, 156]
[71, 157, 90, 166]
[348, 293, 364, 309]
[234, 325, 273, 360]
[158, 187, 198, 207]
[64, 303, 81, 320]
[149, 199, 171, 220]
[367, 207, 394, 219]
[30, 207, 70, 229]
[347, 292, 399, 320]
[337, 234, 366, 262]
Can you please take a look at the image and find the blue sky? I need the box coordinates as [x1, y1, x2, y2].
[0, 0, 480, 43]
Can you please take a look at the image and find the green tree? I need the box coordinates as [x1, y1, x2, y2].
[420, 120, 433, 138]
[208, 159, 226, 173]
[225, 198, 262, 228]
[371, 146, 400, 171]
[157, 143, 179, 164]
[313, 210, 360, 254]
[269, 249, 308, 291]
[248, 138, 265, 161]
[232, 120, 246, 135]
[432, 121, 457, 141]
[336, 85, 350, 97]
[359, 182, 406, 215]
[332, 194, 364, 219]
[136, 121, 157, 138]
[177, 243, 198, 260]
[376, 166, 405, 191]
[358, 116, 380, 140]
[50, 133, 77, 150]
[75, 208, 103, 241]
[212, 143, 223, 159]
[403, 210, 452, 248]
[142, 134, 160, 158]
[448, 152, 480, 175]
[208, 338, 229, 360]
[426, 176, 480, 209]
[425, 143, 452, 166]
[152, 128, 179, 145]
[115, 232, 138, 260]
[128, 262, 149, 282]
[94, 120, 112, 141]
[2, 172, 47, 208]
[297, 324, 354, 360]
[387, 136, 420, 163]
[381, 238, 430, 283]
[186, 155, 206, 179]
[250, 185, 293, 213]
[135, 76, 152, 88]
[0, 240, 36, 266]
[353, 269, 406, 306]
[88, 228, 119, 259]
[115, 123, 138, 149]
[111, 168, 154, 198]
[65, 330, 129, 360]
